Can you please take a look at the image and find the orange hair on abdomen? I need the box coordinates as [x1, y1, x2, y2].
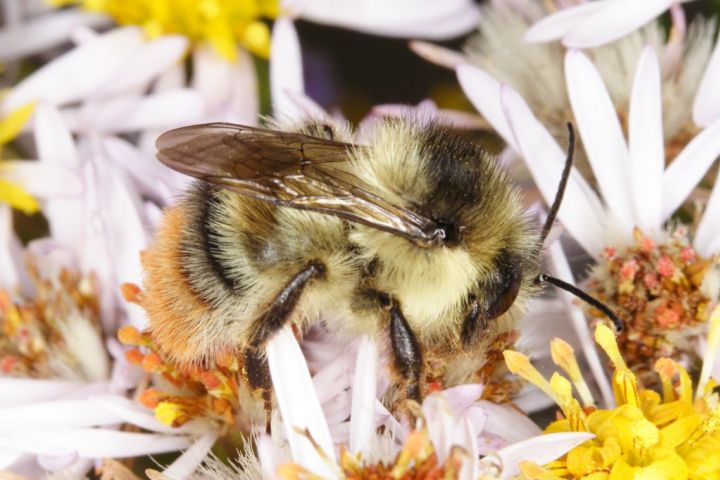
[140, 205, 216, 366]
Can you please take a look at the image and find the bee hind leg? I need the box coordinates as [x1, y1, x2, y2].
[242, 259, 327, 431]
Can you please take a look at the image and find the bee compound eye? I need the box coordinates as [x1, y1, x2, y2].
[432, 218, 462, 246]
[482, 252, 521, 321]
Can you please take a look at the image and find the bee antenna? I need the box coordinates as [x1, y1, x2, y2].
[536, 273, 623, 333]
[540, 122, 575, 245]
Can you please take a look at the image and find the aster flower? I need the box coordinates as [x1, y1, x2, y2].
[0, 99, 188, 474]
[155, 326, 591, 480]
[415, 0, 718, 156]
[458, 45, 720, 379]
[523, 0, 720, 129]
[505, 313, 720, 479]
[0, 248, 193, 476]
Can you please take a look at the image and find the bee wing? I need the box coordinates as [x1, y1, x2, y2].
[157, 123, 445, 247]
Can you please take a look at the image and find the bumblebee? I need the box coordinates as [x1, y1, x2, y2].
[142, 118, 619, 402]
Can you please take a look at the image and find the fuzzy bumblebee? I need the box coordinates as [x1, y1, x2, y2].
[142, 118, 607, 403]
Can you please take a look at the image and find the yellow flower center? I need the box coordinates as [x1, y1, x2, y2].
[51, 0, 279, 60]
[508, 319, 720, 480]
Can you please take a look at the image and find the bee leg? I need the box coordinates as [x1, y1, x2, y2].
[243, 348, 273, 433]
[460, 298, 485, 347]
[242, 260, 327, 430]
[387, 298, 423, 403]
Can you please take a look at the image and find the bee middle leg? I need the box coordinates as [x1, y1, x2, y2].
[385, 297, 423, 404]
[242, 260, 326, 429]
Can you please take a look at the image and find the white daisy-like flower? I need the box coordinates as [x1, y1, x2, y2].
[0, 253, 192, 477]
[0, 104, 198, 476]
[457, 45, 720, 403]
[157, 326, 592, 480]
[414, 0, 720, 145]
[459, 46, 720, 258]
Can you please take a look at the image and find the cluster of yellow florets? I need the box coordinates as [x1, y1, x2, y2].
[505, 308, 720, 480]
[118, 324, 263, 431]
[52, 0, 279, 59]
[0, 261, 103, 379]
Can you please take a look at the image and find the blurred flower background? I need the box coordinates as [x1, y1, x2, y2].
[1, 0, 720, 479]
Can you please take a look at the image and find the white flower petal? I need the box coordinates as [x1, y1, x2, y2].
[3, 27, 143, 111]
[442, 384, 484, 414]
[524, 1, 603, 43]
[225, 49, 259, 124]
[566, 49, 634, 233]
[34, 103, 85, 251]
[0, 161, 82, 198]
[475, 401, 540, 445]
[409, 41, 468, 69]
[94, 35, 188, 97]
[312, 348, 355, 405]
[0, 205, 24, 289]
[693, 32, 720, 127]
[694, 165, 720, 256]
[460, 418, 480, 480]
[0, 378, 88, 407]
[563, 0, 674, 49]
[154, 62, 186, 92]
[496, 432, 594, 479]
[161, 432, 219, 480]
[662, 117, 720, 220]
[0, 400, 121, 429]
[74, 89, 205, 133]
[257, 433, 287, 480]
[547, 240, 615, 407]
[101, 136, 175, 205]
[266, 326, 336, 476]
[500, 85, 606, 256]
[271, 18, 304, 119]
[0, 10, 108, 62]
[456, 64, 517, 151]
[191, 45, 234, 115]
[628, 46, 664, 232]
[86, 150, 148, 327]
[0, 437, 74, 457]
[35, 103, 80, 167]
[349, 336, 378, 455]
[422, 394, 454, 463]
[37, 451, 80, 472]
[2, 429, 191, 458]
[294, 0, 480, 39]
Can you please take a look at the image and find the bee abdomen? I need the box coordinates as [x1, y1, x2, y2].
[180, 183, 248, 306]
[141, 204, 232, 365]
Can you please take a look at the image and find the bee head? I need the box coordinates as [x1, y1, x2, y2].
[350, 119, 541, 334]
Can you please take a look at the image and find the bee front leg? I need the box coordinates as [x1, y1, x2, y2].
[386, 298, 424, 403]
[242, 260, 326, 430]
